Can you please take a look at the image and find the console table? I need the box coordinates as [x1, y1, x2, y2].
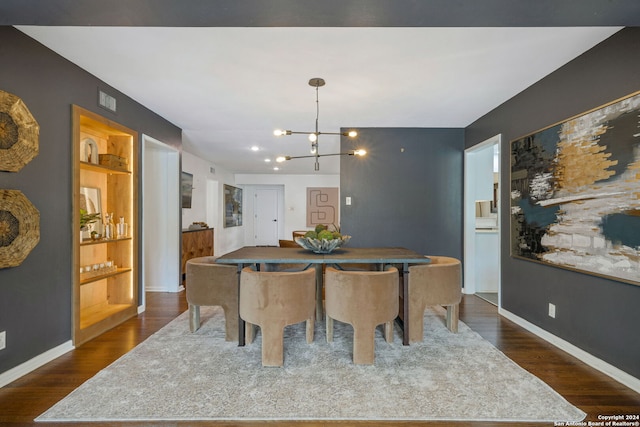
[181, 228, 214, 284]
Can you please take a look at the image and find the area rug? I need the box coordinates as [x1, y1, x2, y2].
[36, 306, 586, 423]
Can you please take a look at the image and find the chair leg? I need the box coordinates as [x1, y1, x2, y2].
[384, 321, 394, 343]
[222, 305, 239, 342]
[245, 322, 255, 344]
[446, 304, 459, 333]
[326, 315, 334, 342]
[189, 304, 200, 333]
[306, 317, 314, 343]
[261, 326, 285, 367]
[352, 326, 375, 365]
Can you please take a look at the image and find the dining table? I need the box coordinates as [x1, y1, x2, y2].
[216, 246, 431, 346]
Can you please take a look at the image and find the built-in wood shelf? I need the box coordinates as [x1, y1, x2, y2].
[79, 303, 135, 330]
[80, 268, 132, 286]
[80, 237, 132, 246]
[73, 105, 139, 347]
[80, 161, 130, 175]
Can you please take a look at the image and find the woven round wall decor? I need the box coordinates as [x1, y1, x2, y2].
[0, 190, 40, 269]
[0, 89, 40, 172]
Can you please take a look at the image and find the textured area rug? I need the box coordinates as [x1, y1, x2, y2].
[37, 306, 586, 422]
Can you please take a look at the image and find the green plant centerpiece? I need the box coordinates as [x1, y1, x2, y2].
[294, 224, 351, 254]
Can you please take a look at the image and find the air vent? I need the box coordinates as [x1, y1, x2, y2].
[98, 90, 117, 113]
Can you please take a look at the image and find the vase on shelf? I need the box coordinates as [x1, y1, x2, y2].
[104, 213, 115, 240]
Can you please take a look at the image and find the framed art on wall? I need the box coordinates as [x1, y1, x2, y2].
[306, 187, 339, 227]
[224, 184, 242, 228]
[510, 91, 640, 286]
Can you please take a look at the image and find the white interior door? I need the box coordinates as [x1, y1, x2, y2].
[142, 135, 181, 296]
[254, 187, 281, 246]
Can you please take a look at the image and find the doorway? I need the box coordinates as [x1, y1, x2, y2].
[463, 135, 501, 306]
[249, 185, 284, 246]
[141, 135, 181, 303]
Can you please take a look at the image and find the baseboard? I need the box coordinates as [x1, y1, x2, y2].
[0, 340, 74, 388]
[499, 308, 640, 394]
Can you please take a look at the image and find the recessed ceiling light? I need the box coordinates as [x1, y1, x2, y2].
[251, 146, 260, 151]
[273, 166, 280, 171]
[264, 158, 271, 163]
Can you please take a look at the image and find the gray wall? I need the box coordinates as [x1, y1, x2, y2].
[0, 27, 182, 374]
[340, 128, 464, 259]
[466, 27, 640, 378]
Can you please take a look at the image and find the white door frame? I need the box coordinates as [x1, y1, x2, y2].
[141, 134, 181, 308]
[463, 134, 501, 305]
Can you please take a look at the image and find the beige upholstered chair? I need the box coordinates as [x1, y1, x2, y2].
[292, 230, 308, 240]
[407, 256, 462, 343]
[185, 256, 238, 341]
[278, 239, 299, 248]
[239, 267, 316, 367]
[324, 266, 399, 365]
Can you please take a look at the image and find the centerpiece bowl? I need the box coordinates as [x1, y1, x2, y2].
[294, 235, 351, 254]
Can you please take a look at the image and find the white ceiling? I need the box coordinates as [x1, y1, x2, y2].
[17, 26, 621, 174]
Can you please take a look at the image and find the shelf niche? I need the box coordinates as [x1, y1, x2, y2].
[72, 105, 139, 346]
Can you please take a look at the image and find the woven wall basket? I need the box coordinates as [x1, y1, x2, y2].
[0, 190, 40, 269]
[0, 89, 40, 172]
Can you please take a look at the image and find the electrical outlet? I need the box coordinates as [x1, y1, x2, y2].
[0, 331, 6, 350]
[548, 303, 556, 318]
[346, 196, 352, 205]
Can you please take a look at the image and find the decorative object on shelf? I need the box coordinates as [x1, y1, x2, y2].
[80, 260, 117, 282]
[0, 189, 40, 268]
[80, 209, 101, 242]
[294, 224, 350, 254]
[273, 78, 366, 171]
[223, 184, 242, 228]
[0, 89, 39, 172]
[188, 221, 208, 230]
[116, 216, 128, 238]
[79, 187, 102, 240]
[510, 90, 640, 286]
[80, 137, 99, 164]
[104, 212, 116, 240]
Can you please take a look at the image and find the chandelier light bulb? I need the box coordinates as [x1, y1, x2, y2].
[348, 130, 358, 137]
[276, 156, 287, 163]
[274, 129, 283, 136]
[308, 133, 317, 142]
[353, 149, 367, 156]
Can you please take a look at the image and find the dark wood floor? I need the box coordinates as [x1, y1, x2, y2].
[1, 292, 638, 427]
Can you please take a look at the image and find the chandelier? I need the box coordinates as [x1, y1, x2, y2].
[274, 77, 366, 171]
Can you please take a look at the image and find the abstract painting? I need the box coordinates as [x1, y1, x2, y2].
[306, 187, 339, 228]
[224, 184, 242, 228]
[510, 91, 640, 286]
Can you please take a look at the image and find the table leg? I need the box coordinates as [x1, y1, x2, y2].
[315, 264, 323, 320]
[237, 264, 245, 346]
[403, 262, 410, 346]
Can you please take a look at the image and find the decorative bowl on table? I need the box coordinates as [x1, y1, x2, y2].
[295, 235, 351, 254]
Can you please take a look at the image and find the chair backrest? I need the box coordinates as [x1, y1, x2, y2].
[292, 230, 308, 240]
[408, 256, 462, 305]
[278, 239, 299, 248]
[239, 267, 316, 324]
[186, 256, 237, 306]
[325, 266, 399, 325]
